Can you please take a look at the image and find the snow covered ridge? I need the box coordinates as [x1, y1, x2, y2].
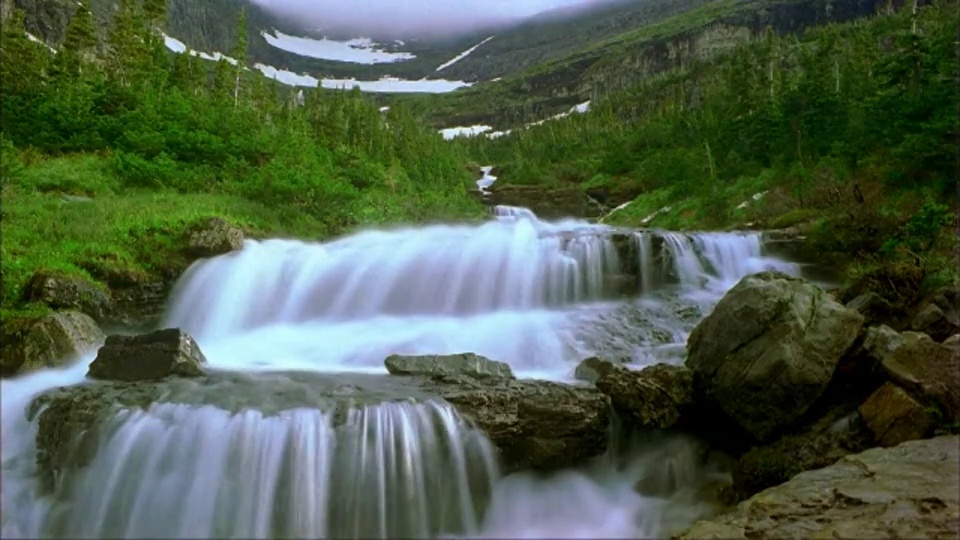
[440, 100, 592, 140]
[436, 36, 495, 72]
[261, 29, 416, 64]
[162, 32, 472, 94]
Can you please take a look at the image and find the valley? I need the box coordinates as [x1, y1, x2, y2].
[0, 0, 957, 538]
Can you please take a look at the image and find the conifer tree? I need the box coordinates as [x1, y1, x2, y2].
[230, 8, 249, 107]
[55, 1, 97, 78]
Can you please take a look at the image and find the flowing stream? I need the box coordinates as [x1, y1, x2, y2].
[1, 206, 804, 539]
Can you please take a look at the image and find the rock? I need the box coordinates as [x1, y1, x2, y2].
[87, 328, 206, 381]
[846, 291, 896, 327]
[595, 363, 694, 430]
[433, 375, 609, 471]
[880, 332, 960, 423]
[23, 270, 112, 322]
[911, 300, 960, 343]
[573, 356, 619, 383]
[732, 407, 873, 499]
[385, 353, 514, 380]
[945, 334, 960, 347]
[686, 272, 864, 443]
[830, 324, 905, 394]
[0, 311, 104, 377]
[186, 217, 244, 258]
[859, 382, 936, 447]
[678, 435, 960, 539]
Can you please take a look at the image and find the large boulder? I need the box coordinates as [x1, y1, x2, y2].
[186, 217, 244, 258]
[678, 435, 960, 539]
[880, 332, 960, 424]
[385, 352, 514, 380]
[686, 272, 864, 443]
[0, 311, 104, 377]
[845, 291, 897, 327]
[594, 363, 694, 431]
[909, 288, 960, 342]
[23, 270, 112, 322]
[573, 356, 620, 383]
[87, 328, 207, 381]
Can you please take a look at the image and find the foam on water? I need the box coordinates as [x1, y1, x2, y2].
[1, 206, 804, 539]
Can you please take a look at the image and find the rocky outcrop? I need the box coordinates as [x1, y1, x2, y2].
[0, 311, 104, 377]
[385, 352, 515, 380]
[678, 435, 960, 539]
[87, 328, 207, 381]
[909, 288, 960, 342]
[845, 291, 897, 327]
[686, 271, 864, 443]
[23, 270, 112, 322]
[573, 356, 620, 383]
[186, 217, 245, 258]
[594, 363, 694, 431]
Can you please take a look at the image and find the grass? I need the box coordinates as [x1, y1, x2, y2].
[1, 153, 331, 316]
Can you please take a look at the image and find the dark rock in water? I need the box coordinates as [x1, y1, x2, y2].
[731, 405, 873, 500]
[1, 311, 104, 377]
[87, 328, 207, 381]
[23, 270, 112, 322]
[385, 352, 514, 380]
[433, 374, 609, 472]
[686, 271, 864, 443]
[186, 217, 244, 258]
[680, 435, 960, 539]
[858, 382, 936, 447]
[879, 332, 960, 424]
[845, 291, 897, 327]
[573, 356, 619, 383]
[595, 363, 694, 431]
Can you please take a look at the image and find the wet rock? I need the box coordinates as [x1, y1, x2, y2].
[678, 435, 960, 539]
[846, 291, 897, 327]
[23, 270, 112, 322]
[186, 217, 244, 258]
[731, 406, 873, 499]
[1, 311, 104, 377]
[859, 382, 936, 447]
[686, 272, 864, 443]
[573, 356, 619, 383]
[595, 363, 694, 430]
[880, 332, 960, 423]
[87, 328, 206, 381]
[385, 353, 514, 380]
[431, 375, 609, 472]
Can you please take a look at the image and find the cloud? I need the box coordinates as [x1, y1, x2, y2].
[251, 0, 597, 38]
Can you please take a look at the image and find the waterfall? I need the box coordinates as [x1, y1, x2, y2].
[2, 205, 809, 540]
[34, 400, 497, 539]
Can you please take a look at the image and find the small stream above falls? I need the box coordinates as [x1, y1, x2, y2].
[1, 206, 809, 539]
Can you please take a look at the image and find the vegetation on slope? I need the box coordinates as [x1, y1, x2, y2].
[457, 1, 958, 305]
[0, 1, 484, 316]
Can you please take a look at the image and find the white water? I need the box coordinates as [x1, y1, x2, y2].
[1, 207, 804, 539]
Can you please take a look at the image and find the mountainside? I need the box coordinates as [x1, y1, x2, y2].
[10, 0, 893, 114]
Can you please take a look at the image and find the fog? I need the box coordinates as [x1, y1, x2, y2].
[251, 0, 603, 38]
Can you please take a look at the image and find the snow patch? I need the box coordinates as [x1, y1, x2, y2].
[440, 125, 492, 140]
[435, 36, 494, 72]
[261, 30, 416, 64]
[163, 34, 187, 53]
[640, 206, 672, 225]
[477, 165, 498, 195]
[598, 200, 633, 223]
[163, 32, 238, 65]
[26, 32, 56, 53]
[735, 191, 768, 211]
[254, 64, 473, 94]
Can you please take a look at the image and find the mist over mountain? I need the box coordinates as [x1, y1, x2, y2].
[250, 0, 603, 39]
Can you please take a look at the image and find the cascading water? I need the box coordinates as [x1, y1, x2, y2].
[33, 400, 496, 539]
[1, 205, 807, 539]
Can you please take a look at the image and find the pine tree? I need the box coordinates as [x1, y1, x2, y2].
[55, 1, 97, 78]
[230, 8, 249, 107]
[0, 9, 49, 95]
[143, 0, 167, 31]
